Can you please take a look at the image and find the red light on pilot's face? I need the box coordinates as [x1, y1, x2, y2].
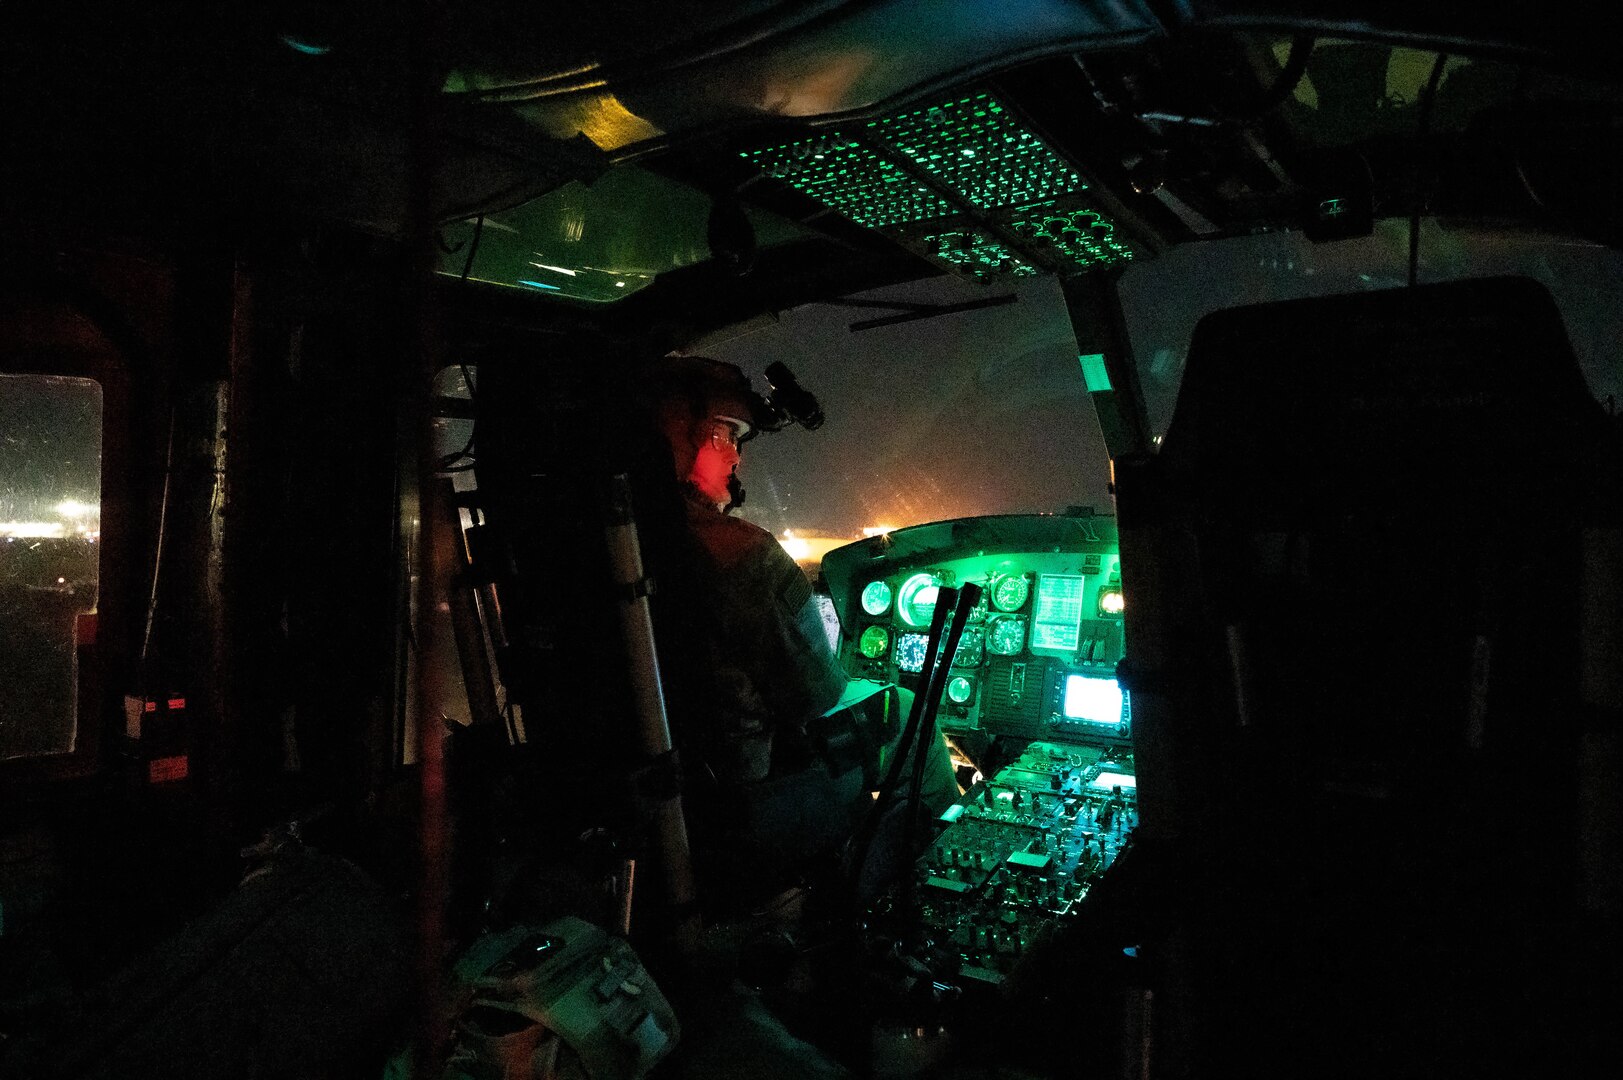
[688, 439, 739, 504]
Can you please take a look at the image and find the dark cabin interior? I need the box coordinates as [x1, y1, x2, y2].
[3, 4, 1621, 1079]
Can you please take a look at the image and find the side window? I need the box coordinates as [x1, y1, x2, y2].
[0, 373, 102, 760]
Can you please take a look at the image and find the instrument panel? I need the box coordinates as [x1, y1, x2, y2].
[824, 515, 1135, 994]
[822, 513, 1128, 745]
[917, 741, 1137, 985]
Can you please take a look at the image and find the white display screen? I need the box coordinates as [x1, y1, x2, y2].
[1062, 673, 1125, 724]
[1033, 574, 1085, 650]
[1089, 771, 1137, 791]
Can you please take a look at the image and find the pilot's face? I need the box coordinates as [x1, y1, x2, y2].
[688, 416, 744, 503]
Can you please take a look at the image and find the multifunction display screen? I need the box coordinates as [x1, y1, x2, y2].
[1062, 673, 1125, 725]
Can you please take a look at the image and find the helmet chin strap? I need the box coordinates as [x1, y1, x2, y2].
[723, 473, 746, 514]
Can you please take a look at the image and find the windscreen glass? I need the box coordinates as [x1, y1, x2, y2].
[1, 374, 102, 760]
[706, 274, 1111, 564]
[1117, 220, 1623, 440]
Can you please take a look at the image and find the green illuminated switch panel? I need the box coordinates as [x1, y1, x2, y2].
[1005, 201, 1135, 269]
[870, 93, 1083, 210]
[741, 93, 1135, 276]
[742, 136, 954, 229]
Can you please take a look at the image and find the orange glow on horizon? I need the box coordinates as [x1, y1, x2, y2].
[779, 530, 846, 567]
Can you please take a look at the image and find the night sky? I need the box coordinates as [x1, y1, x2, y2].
[708, 273, 1112, 541]
[1118, 220, 1623, 434]
[705, 220, 1622, 546]
[0, 374, 102, 528]
[426, 215, 1622, 552]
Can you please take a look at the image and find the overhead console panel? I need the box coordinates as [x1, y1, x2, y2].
[741, 92, 1140, 280]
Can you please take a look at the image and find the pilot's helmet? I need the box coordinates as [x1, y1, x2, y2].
[636, 354, 764, 479]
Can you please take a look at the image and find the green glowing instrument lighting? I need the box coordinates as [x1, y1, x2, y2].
[870, 93, 1081, 211]
[859, 624, 892, 660]
[990, 573, 1031, 612]
[1008, 203, 1135, 269]
[861, 579, 894, 616]
[1078, 353, 1113, 393]
[952, 625, 985, 668]
[946, 676, 975, 705]
[741, 136, 953, 229]
[895, 632, 931, 674]
[740, 92, 1134, 276]
[987, 616, 1026, 656]
[896, 573, 941, 629]
[1033, 574, 1086, 652]
[1098, 587, 1125, 616]
[924, 228, 1039, 278]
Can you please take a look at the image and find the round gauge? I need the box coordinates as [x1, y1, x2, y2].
[952, 625, 985, 668]
[858, 624, 891, 659]
[991, 573, 1031, 612]
[894, 632, 930, 674]
[860, 579, 893, 616]
[1098, 587, 1125, 616]
[946, 676, 975, 705]
[966, 592, 988, 624]
[987, 616, 1026, 656]
[896, 573, 940, 628]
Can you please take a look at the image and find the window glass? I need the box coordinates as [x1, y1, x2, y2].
[705, 274, 1112, 566]
[1, 374, 102, 760]
[1117, 219, 1623, 439]
[438, 166, 812, 303]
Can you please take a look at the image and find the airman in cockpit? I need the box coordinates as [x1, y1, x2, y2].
[634, 356, 956, 908]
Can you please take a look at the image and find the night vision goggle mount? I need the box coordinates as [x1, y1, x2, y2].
[751, 361, 824, 436]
